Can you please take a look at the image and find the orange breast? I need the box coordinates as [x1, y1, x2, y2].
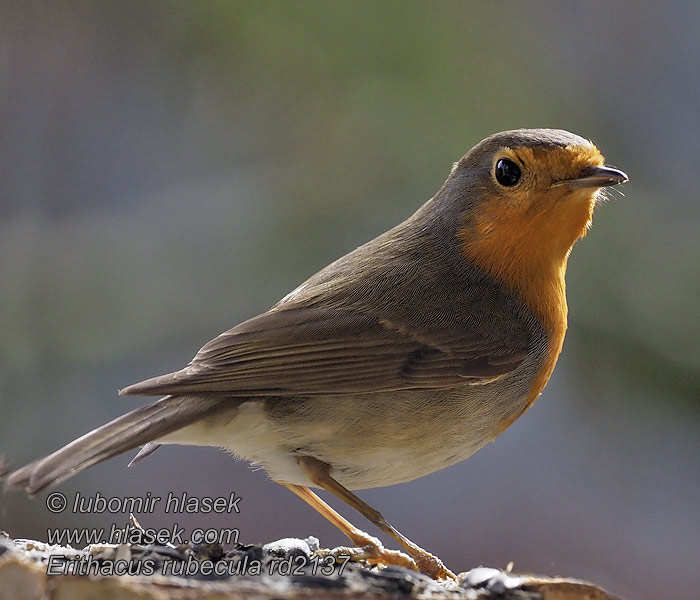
[458, 187, 596, 430]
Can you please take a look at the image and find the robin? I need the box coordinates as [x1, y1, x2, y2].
[5, 129, 627, 580]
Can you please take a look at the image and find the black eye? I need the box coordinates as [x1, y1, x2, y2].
[495, 158, 521, 186]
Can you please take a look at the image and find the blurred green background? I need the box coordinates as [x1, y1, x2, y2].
[1, 2, 698, 598]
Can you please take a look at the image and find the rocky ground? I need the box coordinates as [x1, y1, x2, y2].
[0, 534, 620, 600]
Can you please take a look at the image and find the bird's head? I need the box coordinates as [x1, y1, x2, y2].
[448, 129, 627, 328]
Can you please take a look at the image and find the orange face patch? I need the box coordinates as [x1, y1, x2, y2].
[459, 141, 608, 419]
[459, 142, 605, 333]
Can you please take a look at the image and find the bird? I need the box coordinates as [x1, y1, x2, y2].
[4, 129, 627, 580]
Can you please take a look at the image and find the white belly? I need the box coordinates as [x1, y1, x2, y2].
[156, 384, 528, 490]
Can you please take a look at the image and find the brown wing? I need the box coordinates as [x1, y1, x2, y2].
[120, 306, 528, 397]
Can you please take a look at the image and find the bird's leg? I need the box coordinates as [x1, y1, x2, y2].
[282, 483, 419, 572]
[285, 455, 456, 580]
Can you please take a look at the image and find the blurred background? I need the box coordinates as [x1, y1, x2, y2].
[1, 2, 698, 598]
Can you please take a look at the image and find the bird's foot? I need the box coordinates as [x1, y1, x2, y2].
[411, 549, 456, 581]
[320, 531, 455, 581]
[319, 535, 417, 572]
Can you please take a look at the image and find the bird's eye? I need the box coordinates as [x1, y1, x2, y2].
[495, 158, 521, 187]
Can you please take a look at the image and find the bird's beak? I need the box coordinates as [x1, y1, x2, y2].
[555, 166, 629, 189]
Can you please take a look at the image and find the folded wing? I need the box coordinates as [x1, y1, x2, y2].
[120, 306, 528, 397]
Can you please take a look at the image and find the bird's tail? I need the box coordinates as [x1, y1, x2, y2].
[4, 395, 226, 495]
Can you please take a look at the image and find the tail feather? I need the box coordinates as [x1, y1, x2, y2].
[5, 395, 226, 495]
